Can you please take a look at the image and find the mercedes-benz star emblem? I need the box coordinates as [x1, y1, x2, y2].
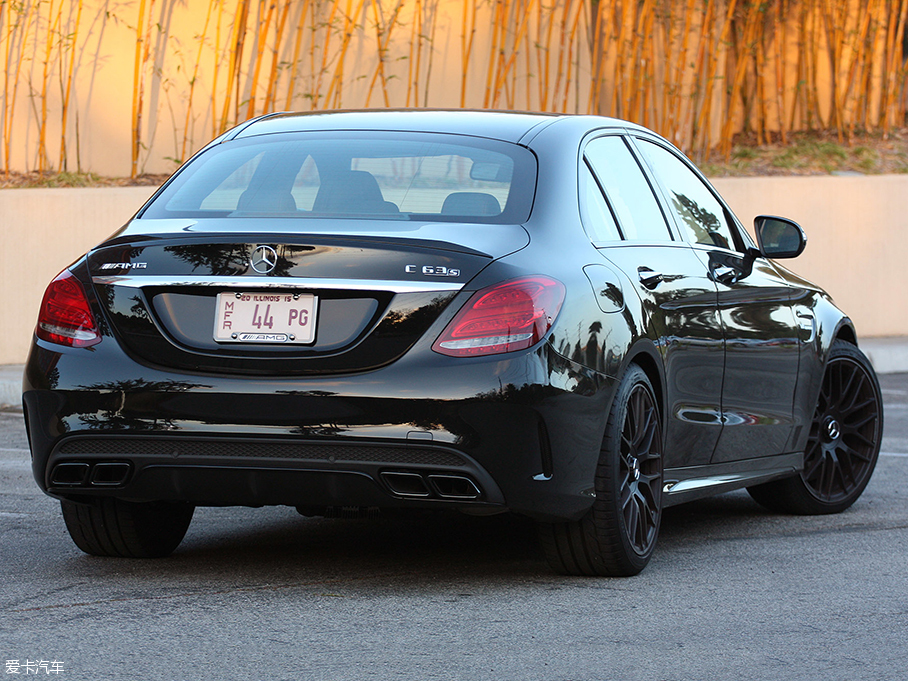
[250, 245, 278, 274]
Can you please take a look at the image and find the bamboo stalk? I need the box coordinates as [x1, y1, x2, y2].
[540, 0, 556, 110]
[666, 0, 696, 141]
[131, 0, 149, 177]
[460, 0, 476, 107]
[263, 0, 291, 112]
[559, 0, 583, 113]
[423, 0, 439, 106]
[494, 0, 532, 109]
[756, 9, 768, 145]
[694, 0, 729, 161]
[774, 0, 788, 144]
[313, 0, 343, 109]
[365, 0, 391, 107]
[211, 0, 225, 138]
[482, 0, 503, 108]
[327, 0, 366, 109]
[218, 0, 250, 134]
[587, 0, 606, 114]
[58, 0, 84, 171]
[841, 0, 874, 140]
[614, 0, 635, 118]
[181, 0, 216, 163]
[412, 0, 424, 107]
[551, 0, 572, 112]
[38, 0, 61, 172]
[3, 0, 36, 175]
[721, 0, 762, 159]
[283, 0, 307, 110]
[525, 0, 533, 110]
[245, 0, 276, 120]
[821, 0, 847, 142]
[681, 1, 710, 153]
[880, 0, 908, 132]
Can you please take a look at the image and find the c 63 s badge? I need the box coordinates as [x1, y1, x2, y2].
[406, 265, 460, 277]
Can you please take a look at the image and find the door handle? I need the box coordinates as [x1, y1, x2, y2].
[638, 268, 664, 289]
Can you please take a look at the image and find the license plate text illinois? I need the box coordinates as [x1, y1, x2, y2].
[214, 292, 317, 344]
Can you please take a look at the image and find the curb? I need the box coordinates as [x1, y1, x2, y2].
[858, 337, 908, 376]
[0, 366, 22, 411]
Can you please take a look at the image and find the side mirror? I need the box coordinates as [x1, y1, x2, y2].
[754, 215, 806, 259]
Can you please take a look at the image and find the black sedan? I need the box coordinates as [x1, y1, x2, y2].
[23, 110, 882, 576]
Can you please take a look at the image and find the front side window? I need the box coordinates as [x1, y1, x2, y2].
[141, 132, 537, 225]
[584, 136, 672, 242]
[636, 139, 740, 251]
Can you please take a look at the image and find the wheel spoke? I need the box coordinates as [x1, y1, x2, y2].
[803, 448, 825, 480]
[836, 365, 860, 411]
[819, 455, 836, 498]
[636, 497, 652, 547]
[619, 475, 633, 506]
[624, 495, 639, 542]
[630, 392, 646, 448]
[839, 441, 872, 464]
[843, 411, 878, 431]
[843, 427, 876, 449]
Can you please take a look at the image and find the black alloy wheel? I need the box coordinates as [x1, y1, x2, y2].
[540, 365, 664, 576]
[615, 378, 663, 556]
[749, 340, 882, 515]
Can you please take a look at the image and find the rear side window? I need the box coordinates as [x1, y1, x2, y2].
[584, 136, 672, 242]
[142, 132, 537, 225]
[580, 163, 622, 242]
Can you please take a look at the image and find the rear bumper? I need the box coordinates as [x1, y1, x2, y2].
[23, 338, 614, 522]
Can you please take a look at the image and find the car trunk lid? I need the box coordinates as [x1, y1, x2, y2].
[87, 218, 529, 375]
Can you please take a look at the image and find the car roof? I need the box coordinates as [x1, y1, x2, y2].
[229, 109, 646, 145]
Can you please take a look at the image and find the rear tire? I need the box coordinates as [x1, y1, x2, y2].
[748, 340, 882, 515]
[61, 498, 194, 558]
[540, 365, 663, 576]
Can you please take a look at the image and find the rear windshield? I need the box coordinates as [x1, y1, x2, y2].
[141, 131, 537, 224]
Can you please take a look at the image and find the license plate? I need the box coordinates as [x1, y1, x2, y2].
[214, 292, 317, 344]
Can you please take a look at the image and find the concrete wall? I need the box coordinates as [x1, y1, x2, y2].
[712, 175, 908, 339]
[1, 176, 906, 364]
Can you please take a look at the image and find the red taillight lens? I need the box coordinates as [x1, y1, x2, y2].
[432, 276, 565, 357]
[35, 270, 101, 348]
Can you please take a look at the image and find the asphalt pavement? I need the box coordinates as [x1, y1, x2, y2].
[1, 368, 907, 679]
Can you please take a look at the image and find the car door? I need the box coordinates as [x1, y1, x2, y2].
[583, 134, 723, 468]
[633, 137, 801, 462]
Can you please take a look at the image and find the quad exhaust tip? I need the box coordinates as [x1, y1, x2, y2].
[381, 471, 481, 500]
[50, 461, 131, 487]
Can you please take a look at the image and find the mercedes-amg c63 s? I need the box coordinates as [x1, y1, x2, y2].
[23, 110, 883, 576]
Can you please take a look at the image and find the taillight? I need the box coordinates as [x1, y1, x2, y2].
[432, 276, 565, 357]
[35, 270, 101, 348]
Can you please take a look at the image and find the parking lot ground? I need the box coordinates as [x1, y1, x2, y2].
[1, 376, 907, 680]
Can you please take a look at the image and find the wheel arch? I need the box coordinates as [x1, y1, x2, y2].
[620, 340, 665, 423]
[833, 319, 857, 347]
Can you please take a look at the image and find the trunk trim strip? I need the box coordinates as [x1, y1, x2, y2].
[92, 275, 463, 294]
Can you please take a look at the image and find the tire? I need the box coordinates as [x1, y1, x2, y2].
[748, 340, 882, 515]
[61, 498, 194, 558]
[539, 365, 663, 576]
